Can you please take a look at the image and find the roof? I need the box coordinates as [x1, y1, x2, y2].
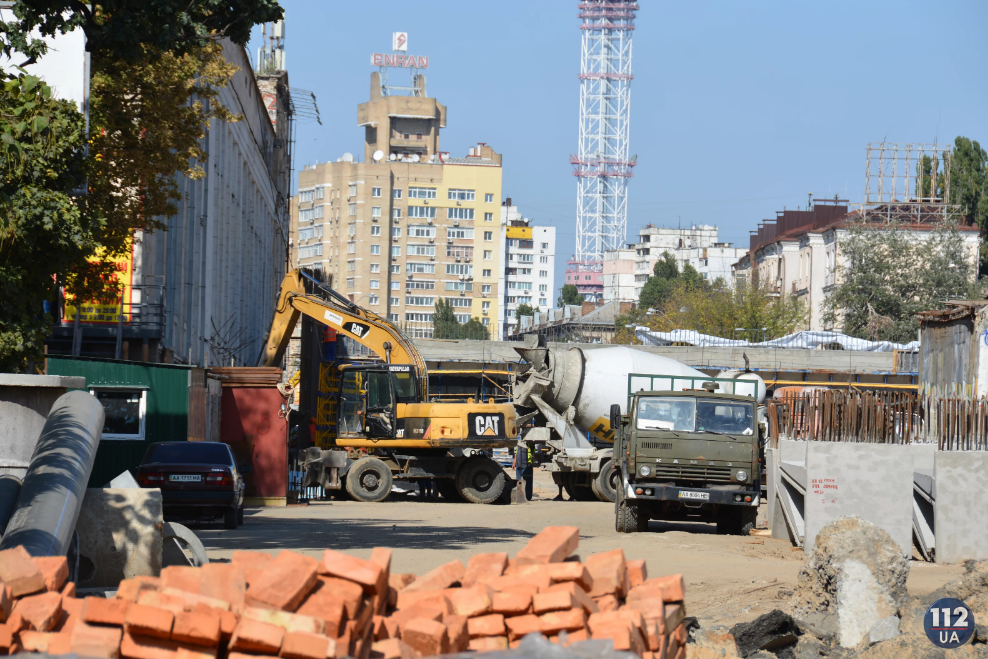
[443, 157, 500, 167]
[917, 300, 988, 324]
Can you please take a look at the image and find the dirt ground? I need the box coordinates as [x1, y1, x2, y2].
[196, 470, 965, 629]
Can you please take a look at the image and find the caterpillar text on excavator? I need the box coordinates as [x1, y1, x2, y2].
[260, 269, 518, 503]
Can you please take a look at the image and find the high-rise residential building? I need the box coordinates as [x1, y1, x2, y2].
[292, 73, 504, 338]
[500, 199, 555, 338]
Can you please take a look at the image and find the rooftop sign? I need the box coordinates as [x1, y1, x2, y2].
[370, 53, 428, 69]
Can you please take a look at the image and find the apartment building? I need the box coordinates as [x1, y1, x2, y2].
[292, 73, 504, 338]
[500, 200, 556, 338]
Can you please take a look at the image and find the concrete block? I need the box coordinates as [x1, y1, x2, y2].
[804, 443, 913, 554]
[934, 451, 988, 563]
[0, 375, 85, 479]
[907, 443, 936, 475]
[76, 488, 163, 588]
[778, 439, 806, 465]
[766, 448, 776, 533]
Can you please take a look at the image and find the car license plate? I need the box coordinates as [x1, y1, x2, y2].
[169, 475, 200, 482]
[678, 490, 709, 500]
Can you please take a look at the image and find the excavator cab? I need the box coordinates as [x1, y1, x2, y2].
[337, 364, 420, 440]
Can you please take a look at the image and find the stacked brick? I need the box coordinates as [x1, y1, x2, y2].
[0, 526, 687, 659]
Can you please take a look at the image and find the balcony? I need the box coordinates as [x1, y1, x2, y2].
[390, 135, 428, 149]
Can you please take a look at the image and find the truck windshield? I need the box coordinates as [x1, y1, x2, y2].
[637, 397, 754, 435]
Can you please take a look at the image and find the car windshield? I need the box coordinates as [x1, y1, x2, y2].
[637, 397, 753, 435]
[144, 443, 231, 465]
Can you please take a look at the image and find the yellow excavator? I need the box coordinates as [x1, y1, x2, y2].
[260, 269, 518, 504]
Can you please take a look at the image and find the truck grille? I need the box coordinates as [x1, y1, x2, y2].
[652, 464, 734, 483]
[639, 441, 672, 450]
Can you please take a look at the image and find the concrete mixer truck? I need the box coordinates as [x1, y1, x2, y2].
[512, 337, 766, 522]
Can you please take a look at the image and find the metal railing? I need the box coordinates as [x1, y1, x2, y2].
[61, 284, 165, 334]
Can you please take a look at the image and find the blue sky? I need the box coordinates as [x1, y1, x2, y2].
[250, 1, 988, 298]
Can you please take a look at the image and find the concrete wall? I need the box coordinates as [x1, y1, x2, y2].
[934, 451, 988, 564]
[0, 375, 86, 478]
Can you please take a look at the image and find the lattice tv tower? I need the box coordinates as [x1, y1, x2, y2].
[571, 1, 637, 275]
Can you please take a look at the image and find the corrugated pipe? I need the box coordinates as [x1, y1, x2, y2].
[0, 391, 103, 556]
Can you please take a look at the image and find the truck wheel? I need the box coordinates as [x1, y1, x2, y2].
[592, 461, 618, 502]
[455, 457, 506, 504]
[345, 458, 393, 502]
[616, 500, 644, 533]
[437, 480, 463, 502]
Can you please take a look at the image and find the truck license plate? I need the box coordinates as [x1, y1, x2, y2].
[169, 475, 200, 482]
[678, 490, 709, 500]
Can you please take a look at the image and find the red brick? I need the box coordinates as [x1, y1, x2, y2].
[124, 603, 174, 639]
[504, 614, 543, 641]
[14, 590, 63, 632]
[6, 612, 24, 632]
[498, 583, 539, 598]
[466, 613, 505, 638]
[242, 606, 325, 635]
[395, 589, 451, 613]
[297, 589, 349, 637]
[320, 550, 383, 592]
[159, 567, 199, 595]
[491, 591, 531, 616]
[373, 615, 388, 641]
[532, 590, 577, 615]
[389, 604, 444, 633]
[637, 574, 684, 602]
[664, 603, 684, 635]
[368, 549, 392, 592]
[626, 559, 647, 589]
[117, 577, 160, 603]
[57, 596, 84, 634]
[400, 560, 465, 593]
[303, 575, 364, 619]
[369, 638, 419, 659]
[544, 582, 598, 614]
[444, 614, 468, 652]
[564, 628, 588, 644]
[383, 617, 400, 640]
[246, 550, 319, 612]
[197, 564, 245, 608]
[229, 618, 284, 654]
[445, 584, 492, 618]
[487, 573, 551, 592]
[674, 621, 686, 644]
[120, 630, 182, 659]
[593, 594, 619, 612]
[280, 631, 331, 659]
[468, 636, 508, 652]
[590, 620, 646, 655]
[20, 630, 53, 652]
[34, 556, 69, 592]
[546, 562, 594, 591]
[61, 581, 77, 599]
[585, 549, 628, 598]
[645, 621, 663, 652]
[171, 609, 220, 647]
[70, 621, 123, 658]
[515, 526, 579, 566]
[462, 553, 508, 587]
[0, 546, 46, 597]
[48, 630, 73, 655]
[0, 584, 12, 622]
[0, 623, 13, 652]
[159, 588, 230, 613]
[83, 597, 132, 627]
[539, 608, 586, 635]
[389, 574, 416, 591]
[588, 609, 644, 634]
[502, 563, 543, 578]
[231, 550, 274, 569]
[136, 591, 185, 615]
[401, 617, 447, 656]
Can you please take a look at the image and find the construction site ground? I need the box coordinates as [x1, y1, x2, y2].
[196, 470, 964, 629]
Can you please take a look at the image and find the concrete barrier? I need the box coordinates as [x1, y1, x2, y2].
[933, 451, 988, 564]
[75, 488, 163, 588]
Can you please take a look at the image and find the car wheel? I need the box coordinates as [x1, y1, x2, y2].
[237, 506, 244, 526]
[345, 457, 394, 502]
[455, 457, 506, 504]
[223, 507, 238, 529]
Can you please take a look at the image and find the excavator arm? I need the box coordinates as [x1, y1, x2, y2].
[259, 270, 429, 399]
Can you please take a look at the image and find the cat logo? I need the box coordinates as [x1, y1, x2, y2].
[342, 321, 370, 339]
[468, 413, 505, 439]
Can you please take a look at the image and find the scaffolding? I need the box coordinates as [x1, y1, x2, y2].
[862, 143, 962, 224]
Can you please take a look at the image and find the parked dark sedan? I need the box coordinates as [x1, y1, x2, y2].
[137, 442, 245, 528]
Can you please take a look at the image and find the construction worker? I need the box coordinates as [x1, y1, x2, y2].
[514, 443, 534, 501]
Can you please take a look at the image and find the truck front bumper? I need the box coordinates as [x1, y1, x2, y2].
[625, 482, 759, 507]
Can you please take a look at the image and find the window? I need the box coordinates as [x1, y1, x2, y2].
[445, 297, 472, 307]
[370, 245, 381, 255]
[539, 284, 548, 292]
[348, 184, 357, 197]
[406, 296, 435, 306]
[298, 225, 324, 241]
[446, 263, 473, 276]
[349, 203, 356, 216]
[519, 268, 532, 275]
[408, 206, 436, 219]
[317, 187, 325, 199]
[484, 231, 493, 241]
[370, 280, 380, 289]
[541, 242, 549, 249]
[406, 281, 436, 290]
[372, 187, 382, 198]
[509, 239, 534, 249]
[408, 187, 437, 199]
[390, 297, 400, 306]
[391, 246, 401, 257]
[540, 256, 548, 264]
[446, 245, 474, 259]
[408, 225, 436, 238]
[485, 193, 494, 203]
[370, 263, 380, 273]
[368, 295, 380, 305]
[539, 298, 547, 306]
[389, 313, 399, 322]
[482, 318, 489, 327]
[517, 254, 533, 263]
[539, 270, 548, 277]
[347, 260, 356, 272]
[91, 389, 146, 440]
[510, 281, 533, 290]
[392, 227, 401, 237]
[391, 281, 401, 290]
[447, 208, 474, 220]
[482, 269, 492, 277]
[299, 208, 315, 222]
[372, 206, 381, 218]
[446, 227, 474, 240]
[371, 225, 381, 236]
[393, 208, 402, 219]
[454, 314, 471, 324]
[299, 244, 323, 259]
[407, 263, 436, 274]
[506, 296, 516, 304]
[393, 189, 402, 199]
[484, 212, 493, 222]
[390, 265, 400, 274]
[346, 277, 355, 289]
[299, 190, 315, 203]
[405, 313, 435, 323]
[482, 285, 492, 294]
[446, 282, 473, 292]
[482, 301, 491, 311]
[407, 245, 436, 257]
[448, 189, 475, 201]
[484, 250, 492, 260]
[585, 275, 590, 281]
[348, 243, 356, 254]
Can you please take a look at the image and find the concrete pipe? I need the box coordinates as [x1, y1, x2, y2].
[0, 474, 22, 539]
[0, 391, 103, 557]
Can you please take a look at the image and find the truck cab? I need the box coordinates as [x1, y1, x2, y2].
[614, 385, 761, 535]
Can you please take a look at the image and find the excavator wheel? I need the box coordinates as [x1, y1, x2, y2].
[455, 457, 506, 504]
[592, 461, 618, 503]
[345, 457, 393, 503]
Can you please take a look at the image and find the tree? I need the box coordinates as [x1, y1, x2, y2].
[822, 220, 976, 343]
[515, 303, 533, 321]
[1, 74, 96, 371]
[1, 0, 283, 64]
[949, 137, 988, 269]
[638, 251, 710, 310]
[557, 284, 582, 308]
[662, 279, 808, 339]
[431, 300, 489, 340]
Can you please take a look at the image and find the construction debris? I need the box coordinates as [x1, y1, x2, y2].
[728, 611, 798, 658]
[0, 526, 689, 659]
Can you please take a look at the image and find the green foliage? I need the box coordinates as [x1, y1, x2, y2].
[822, 220, 977, 343]
[0, 74, 97, 371]
[515, 303, 533, 321]
[653, 251, 678, 280]
[1, 0, 283, 64]
[638, 251, 710, 310]
[432, 299, 490, 340]
[557, 283, 582, 308]
[949, 137, 988, 257]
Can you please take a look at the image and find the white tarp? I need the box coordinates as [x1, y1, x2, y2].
[631, 327, 919, 352]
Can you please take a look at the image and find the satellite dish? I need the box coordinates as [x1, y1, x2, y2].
[412, 154, 420, 163]
[389, 153, 397, 161]
[373, 150, 384, 162]
[342, 152, 354, 163]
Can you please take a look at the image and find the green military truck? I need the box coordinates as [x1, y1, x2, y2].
[612, 375, 762, 536]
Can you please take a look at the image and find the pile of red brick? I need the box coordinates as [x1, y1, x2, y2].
[0, 526, 687, 659]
